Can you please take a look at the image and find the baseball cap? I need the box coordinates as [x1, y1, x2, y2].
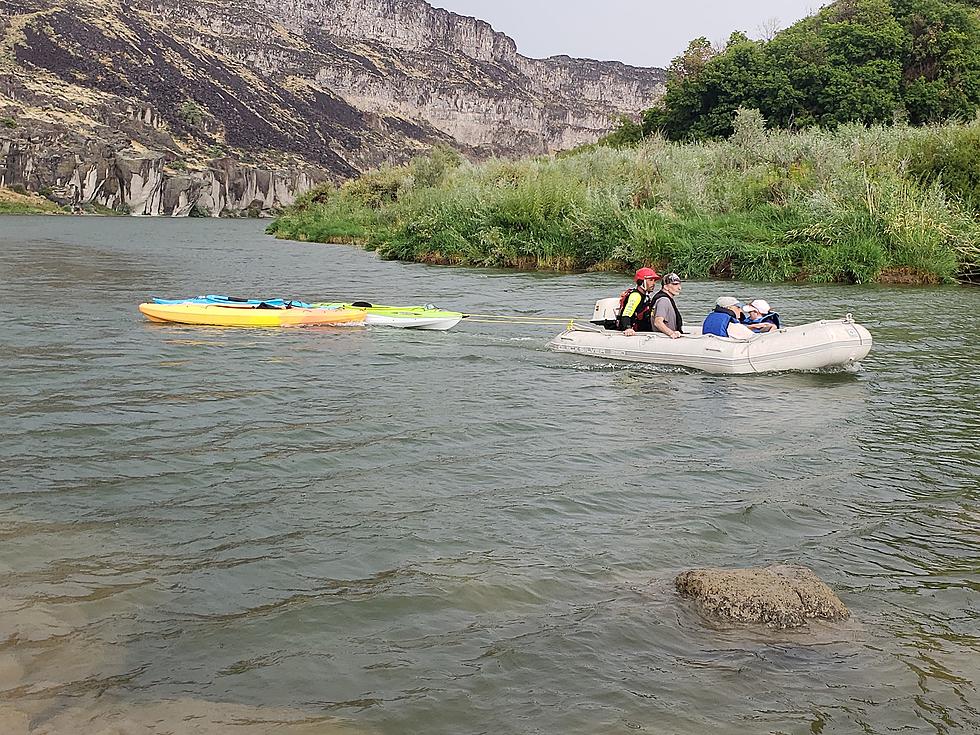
[716, 296, 742, 309]
[663, 272, 681, 285]
[748, 299, 770, 314]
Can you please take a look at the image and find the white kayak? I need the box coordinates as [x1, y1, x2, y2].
[549, 315, 873, 374]
[310, 303, 464, 331]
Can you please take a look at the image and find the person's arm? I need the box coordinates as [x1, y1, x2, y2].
[621, 292, 643, 336]
[727, 322, 756, 339]
[653, 315, 681, 338]
[749, 322, 777, 333]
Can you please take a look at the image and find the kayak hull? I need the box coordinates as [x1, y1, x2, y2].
[311, 303, 464, 330]
[549, 318, 872, 374]
[138, 302, 365, 327]
[148, 297, 463, 330]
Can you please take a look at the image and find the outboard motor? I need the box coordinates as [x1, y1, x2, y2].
[591, 297, 621, 331]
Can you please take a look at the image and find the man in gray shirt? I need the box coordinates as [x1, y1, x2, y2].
[651, 272, 684, 338]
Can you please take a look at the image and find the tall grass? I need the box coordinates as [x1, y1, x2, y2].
[269, 113, 980, 284]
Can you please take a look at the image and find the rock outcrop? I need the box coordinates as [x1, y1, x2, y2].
[0, 0, 666, 216]
[675, 565, 850, 629]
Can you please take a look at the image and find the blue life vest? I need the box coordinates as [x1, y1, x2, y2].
[702, 307, 737, 336]
[741, 312, 781, 331]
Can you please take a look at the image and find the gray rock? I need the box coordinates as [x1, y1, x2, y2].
[0, 706, 29, 735]
[675, 564, 850, 629]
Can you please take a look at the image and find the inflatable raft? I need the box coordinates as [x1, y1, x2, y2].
[549, 315, 872, 374]
[138, 302, 365, 328]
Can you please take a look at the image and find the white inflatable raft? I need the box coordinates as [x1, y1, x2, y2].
[549, 315, 872, 374]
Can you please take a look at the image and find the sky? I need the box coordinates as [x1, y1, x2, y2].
[430, 1, 827, 68]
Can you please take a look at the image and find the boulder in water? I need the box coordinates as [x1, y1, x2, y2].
[675, 564, 849, 629]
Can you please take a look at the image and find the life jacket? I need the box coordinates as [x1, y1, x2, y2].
[650, 290, 683, 333]
[702, 307, 738, 337]
[743, 312, 781, 331]
[617, 287, 652, 330]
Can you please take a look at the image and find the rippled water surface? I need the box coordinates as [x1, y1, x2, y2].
[1, 217, 977, 734]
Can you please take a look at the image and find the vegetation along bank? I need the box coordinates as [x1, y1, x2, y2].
[268, 115, 980, 285]
[269, 0, 980, 284]
[0, 186, 65, 215]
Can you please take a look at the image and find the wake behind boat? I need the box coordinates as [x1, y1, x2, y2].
[549, 315, 873, 374]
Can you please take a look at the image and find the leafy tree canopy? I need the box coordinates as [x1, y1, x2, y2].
[642, 0, 980, 140]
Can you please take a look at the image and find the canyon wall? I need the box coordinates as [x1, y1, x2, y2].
[0, 0, 665, 215]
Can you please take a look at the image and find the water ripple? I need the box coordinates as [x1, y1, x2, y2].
[0, 218, 977, 734]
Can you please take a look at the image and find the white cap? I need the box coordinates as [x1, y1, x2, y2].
[748, 299, 770, 314]
[716, 296, 742, 309]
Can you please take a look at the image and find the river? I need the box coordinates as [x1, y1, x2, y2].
[1, 216, 977, 734]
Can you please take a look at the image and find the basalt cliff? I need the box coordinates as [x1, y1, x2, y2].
[0, 0, 666, 216]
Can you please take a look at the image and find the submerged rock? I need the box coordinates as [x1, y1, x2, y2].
[675, 564, 849, 629]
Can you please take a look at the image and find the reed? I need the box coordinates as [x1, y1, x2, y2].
[269, 113, 980, 284]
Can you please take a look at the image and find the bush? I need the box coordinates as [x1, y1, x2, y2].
[341, 165, 412, 209]
[410, 143, 462, 188]
[178, 101, 205, 127]
[903, 123, 980, 210]
[268, 116, 980, 283]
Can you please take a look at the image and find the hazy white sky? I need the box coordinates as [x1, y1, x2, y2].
[431, 1, 826, 67]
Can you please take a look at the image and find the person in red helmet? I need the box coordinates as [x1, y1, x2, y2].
[618, 267, 660, 335]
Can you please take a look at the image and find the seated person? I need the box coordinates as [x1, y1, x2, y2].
[740, 301, 778, 333]
[651, 272, 684, 339]
[702, 297, 756, 338]
[745, 299, 781, 328]
[619, 267, 659, 336]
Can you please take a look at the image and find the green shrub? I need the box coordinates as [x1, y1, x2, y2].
[178, 101, 205, 127]
[903, 123, 980, 210]
[410, 143, 462, 188]
[268, 116, 980, 283]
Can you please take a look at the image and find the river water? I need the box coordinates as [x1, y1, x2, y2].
[0, 216, 977, 734]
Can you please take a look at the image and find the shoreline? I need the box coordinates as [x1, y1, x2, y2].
[266, 120, 980, 287]
[267, 233, 961, 287]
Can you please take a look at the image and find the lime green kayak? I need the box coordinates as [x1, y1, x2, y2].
[310, 302, 464, 330]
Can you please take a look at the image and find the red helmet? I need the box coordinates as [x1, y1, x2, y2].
[635, 267, 659, 281]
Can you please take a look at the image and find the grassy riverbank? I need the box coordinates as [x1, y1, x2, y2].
[0, 186, 65, 214]
[269, 113, 980, 284]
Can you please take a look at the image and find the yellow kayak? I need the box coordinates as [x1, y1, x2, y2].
[138, 302, 366, 327]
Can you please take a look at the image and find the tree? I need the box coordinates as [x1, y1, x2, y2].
[637, 0, 980, 140]
[598, 116, 644, 147]
[668, 37, 718, 82]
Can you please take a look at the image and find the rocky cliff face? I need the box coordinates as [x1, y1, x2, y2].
[0, 0, 665, 215]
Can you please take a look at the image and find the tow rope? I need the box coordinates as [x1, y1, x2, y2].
[462, 313, 578, 326]
[462, 313, 601, 331]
